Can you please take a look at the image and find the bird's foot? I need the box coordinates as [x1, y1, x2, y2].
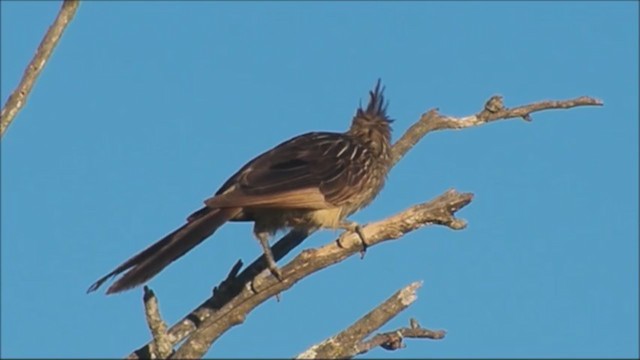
[339, 221, 368, 259]
[268, 262, 283, 281]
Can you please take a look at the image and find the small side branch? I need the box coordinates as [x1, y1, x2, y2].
[0, 0, 80, 137]
[142, 287, 173, 359]
[355, 319, 445, 355]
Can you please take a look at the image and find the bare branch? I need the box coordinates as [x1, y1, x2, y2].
[126, 94, 600, 359]
[142, 287, 173, 359]
[296, 282, 421, 359]
[296, 282, 445, 359]
[0, 0, 80, 137]
[391, 95, 603, 165]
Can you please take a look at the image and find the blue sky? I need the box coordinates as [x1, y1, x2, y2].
[1, 1, 637, 358]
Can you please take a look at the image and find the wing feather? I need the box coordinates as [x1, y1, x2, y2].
[205, 132, 369, 209]
[205, 188, 330, 209]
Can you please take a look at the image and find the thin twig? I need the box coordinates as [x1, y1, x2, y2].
[0, 0, 80, 137]
[355, 320, 446, 355]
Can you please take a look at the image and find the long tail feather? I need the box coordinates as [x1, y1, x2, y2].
[87, 207, 240, 294]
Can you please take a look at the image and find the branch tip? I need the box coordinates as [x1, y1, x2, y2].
[143, 285, 154, 302]
[449, 218, 467, 230]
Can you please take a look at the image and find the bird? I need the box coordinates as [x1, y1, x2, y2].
[88, 80, 394, 294]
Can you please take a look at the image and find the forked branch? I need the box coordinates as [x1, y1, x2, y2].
[297, 282, 445, 359]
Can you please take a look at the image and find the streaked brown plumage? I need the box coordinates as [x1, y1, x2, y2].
[88, 80, 393, 294]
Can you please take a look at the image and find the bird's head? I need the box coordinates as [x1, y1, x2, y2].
[348, 79, 393, 157]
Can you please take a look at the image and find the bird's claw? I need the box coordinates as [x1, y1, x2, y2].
[269, 264, 283, 281]
[341, 221, 368, 259]
[354, 225, 368, 259]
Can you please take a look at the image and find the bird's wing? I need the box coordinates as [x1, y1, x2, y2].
[204, 132, 368, 209]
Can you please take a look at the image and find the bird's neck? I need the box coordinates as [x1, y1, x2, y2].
[347, 123, 392, 159]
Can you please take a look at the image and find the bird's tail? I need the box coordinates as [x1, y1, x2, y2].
[87, 207, 241, 294]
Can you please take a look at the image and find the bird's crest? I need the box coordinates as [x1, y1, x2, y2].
[356, 79, 393, 124]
